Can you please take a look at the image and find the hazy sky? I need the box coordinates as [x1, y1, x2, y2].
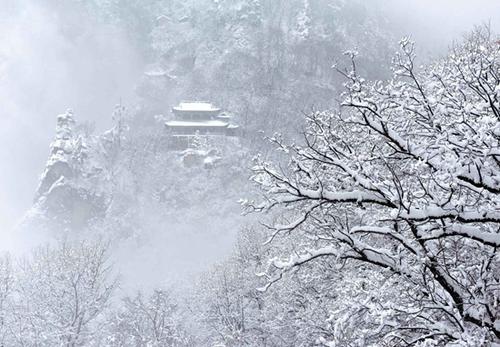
[1, 0, 500, 233]
[0, 0, 143, 233]
[381, 0, 500, 56]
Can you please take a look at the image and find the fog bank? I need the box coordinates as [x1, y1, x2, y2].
[0, 0, 144, 232]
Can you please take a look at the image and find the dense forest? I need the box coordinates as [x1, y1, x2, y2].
[1, 0, 499, 346]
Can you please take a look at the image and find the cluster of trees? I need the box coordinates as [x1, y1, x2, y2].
[186, 26, 500, 347]
[0, 241, 191, 346]
[247, 27, 500, 345]
[194, 226, 407, 346]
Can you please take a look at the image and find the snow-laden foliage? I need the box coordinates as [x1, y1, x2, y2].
[0, 255, 13, 346]
[0, 241, 193, 347]
[102, 289, 192, 346]
[251, 27, 500, 345]
[0, 241, 117, 346]
[194, 227, 268, 346]
[195, 226, 407, 346]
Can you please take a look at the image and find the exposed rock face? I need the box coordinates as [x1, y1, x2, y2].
[35, 112, 76, 201]
[32, 111, 110, 230]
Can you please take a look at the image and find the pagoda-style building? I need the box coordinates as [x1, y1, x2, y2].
[165, 102, 238, 137]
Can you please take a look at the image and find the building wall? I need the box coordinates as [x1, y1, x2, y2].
[167, 126, 228, 135]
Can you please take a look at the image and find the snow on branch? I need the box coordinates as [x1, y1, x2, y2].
[253, 27, 500, 344]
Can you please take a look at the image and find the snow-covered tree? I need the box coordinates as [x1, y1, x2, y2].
[195, 225, 398, 346]
[0, 255, 13, 346]
[194, 227, 267, 346]
[12, 241, 118, 346]
[251, 27, 500, 345]
[103, 289, 192, 347]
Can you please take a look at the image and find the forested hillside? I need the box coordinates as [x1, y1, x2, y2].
[66, 0, 395, 137]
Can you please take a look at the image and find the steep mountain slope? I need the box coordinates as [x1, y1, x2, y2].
[137, 0, 395, 141]
[21, 0, 397, 286]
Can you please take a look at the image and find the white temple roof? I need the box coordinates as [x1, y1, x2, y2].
[173, 102, 221, 112]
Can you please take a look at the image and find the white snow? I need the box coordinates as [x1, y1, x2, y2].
[173, 102, 221, 112]
[144, 69, 167, 77]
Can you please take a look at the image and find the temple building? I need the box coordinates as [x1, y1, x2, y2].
[165, 102, 238, 137]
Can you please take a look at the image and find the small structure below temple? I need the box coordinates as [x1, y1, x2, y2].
[165, 102, 238, 149]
